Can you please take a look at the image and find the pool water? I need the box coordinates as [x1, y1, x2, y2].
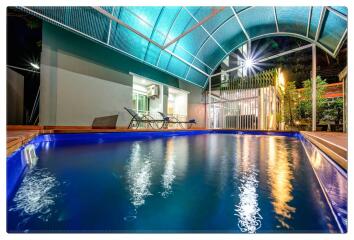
[7, 133, 339, 233]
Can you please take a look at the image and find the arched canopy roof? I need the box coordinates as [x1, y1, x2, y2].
[21, 6, 347, 87]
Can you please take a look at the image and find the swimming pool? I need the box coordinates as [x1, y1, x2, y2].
[6, 131, 347, 233]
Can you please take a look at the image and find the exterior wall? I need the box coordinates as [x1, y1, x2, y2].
[162, 85, 169, 114]
[40, 41, 133, 126]
[7, 68, 24, 125]
[40, 22, 183, 127]
[149, 84, 164, 116]
[179, 80, 206, 128]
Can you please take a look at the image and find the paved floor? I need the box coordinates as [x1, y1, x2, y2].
[301, 131, 347, 170]
[302, 131, 347, 151]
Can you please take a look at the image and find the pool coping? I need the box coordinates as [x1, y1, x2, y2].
[6, 127, 300, 155]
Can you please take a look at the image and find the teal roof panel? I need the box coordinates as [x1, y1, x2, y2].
[276, 7, 309, 35]
[21, 6, 347, 88]
[238, 7, 277, 38]
[319, 10, 347, 52]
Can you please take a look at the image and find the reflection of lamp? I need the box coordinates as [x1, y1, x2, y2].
[127, 143, 152, 208]
[161, 139, 176, 198]
[235, 168, 262, 233]
[268, 137, 295, 228]
[235, 138, 262, 233]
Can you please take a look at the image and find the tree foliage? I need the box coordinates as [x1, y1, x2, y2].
[297, 76, 327, 124]
[282, 80, 299, 128]
[321, 98, 343, 125]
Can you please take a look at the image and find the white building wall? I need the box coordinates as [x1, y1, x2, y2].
[40, 47, 133, 127]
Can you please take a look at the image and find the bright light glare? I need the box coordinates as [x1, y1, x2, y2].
[244, 58, 254, 69]
[30, 63, 40, 70]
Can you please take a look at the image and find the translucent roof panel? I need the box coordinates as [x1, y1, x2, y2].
[318, 10, 347, 52]
[238, 7, 277, 38]
[331, 6, 347, 15]
[308, 7, 323, 39]
[213, 16, 248, 52]
[276, 7, 309, 35]
[21, 6, 347, 88]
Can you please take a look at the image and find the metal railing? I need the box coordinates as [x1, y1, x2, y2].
[207, 69, 280, 130]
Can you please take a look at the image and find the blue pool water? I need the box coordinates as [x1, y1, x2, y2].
[7, 133, 340, 233]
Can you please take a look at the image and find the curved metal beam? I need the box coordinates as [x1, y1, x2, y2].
[142, 7, 164, 61]
[230, 7, 250, 41]
[164, 10, 200, 75]
[326, 6, 347, 21]
[163, 7, 225, 49]
[211, 43, 313, 77]
[185, 14, 235, 79]
[156, 7, 182, 66]
[184, 7, 227, 54]
[306, 6, 312, 37]
[315, 7, 326, 42]
[106, 7, 115, 44]
[273, 7, 279, 32]
[334, 28, 347, 56]
[186, 5, 256, 79]
[208, 30, 342, 82]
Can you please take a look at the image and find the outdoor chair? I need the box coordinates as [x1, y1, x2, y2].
[124, 107, 165, 129]
[158, 112, 196, 129]
[92, 114, 118, 129]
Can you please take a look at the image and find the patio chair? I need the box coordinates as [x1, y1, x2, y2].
[124, 107, 165, 129]
[158, 112, 196, 129]
[92, 114, 118, 129]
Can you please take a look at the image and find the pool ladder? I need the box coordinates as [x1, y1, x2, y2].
[23, 144, 38, 168]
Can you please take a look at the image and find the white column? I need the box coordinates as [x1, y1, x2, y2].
[312, 44, 317, 132]
[208, 76, 211, 129]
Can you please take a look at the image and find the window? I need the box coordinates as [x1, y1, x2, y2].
[133, 91, 149, 114]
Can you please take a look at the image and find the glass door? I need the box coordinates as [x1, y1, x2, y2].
[133, 91, 149, 114]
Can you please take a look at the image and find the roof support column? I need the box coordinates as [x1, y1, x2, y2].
[312, 44, 317, 132]
[208, 76, 212, 129]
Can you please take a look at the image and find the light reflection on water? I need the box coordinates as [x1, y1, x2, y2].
[234, 136, 262, 233]
[161, 139, 176, 198]
[126, 142, 152, 209]
[234, 167, 262, 233]
[267, 137, 296, 229]
[9, 168, 60, 222]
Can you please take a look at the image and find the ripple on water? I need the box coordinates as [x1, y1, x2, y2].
[9, 168, 60, 222]
[234, 169, 262, 233]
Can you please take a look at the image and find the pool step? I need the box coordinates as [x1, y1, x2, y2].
[301, 132, 347, 170]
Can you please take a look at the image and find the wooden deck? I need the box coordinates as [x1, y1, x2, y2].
[7, 130, 43, 156]
[6, 125, 206, 156]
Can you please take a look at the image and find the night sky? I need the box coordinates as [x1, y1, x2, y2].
[7, 7, 41, 124]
